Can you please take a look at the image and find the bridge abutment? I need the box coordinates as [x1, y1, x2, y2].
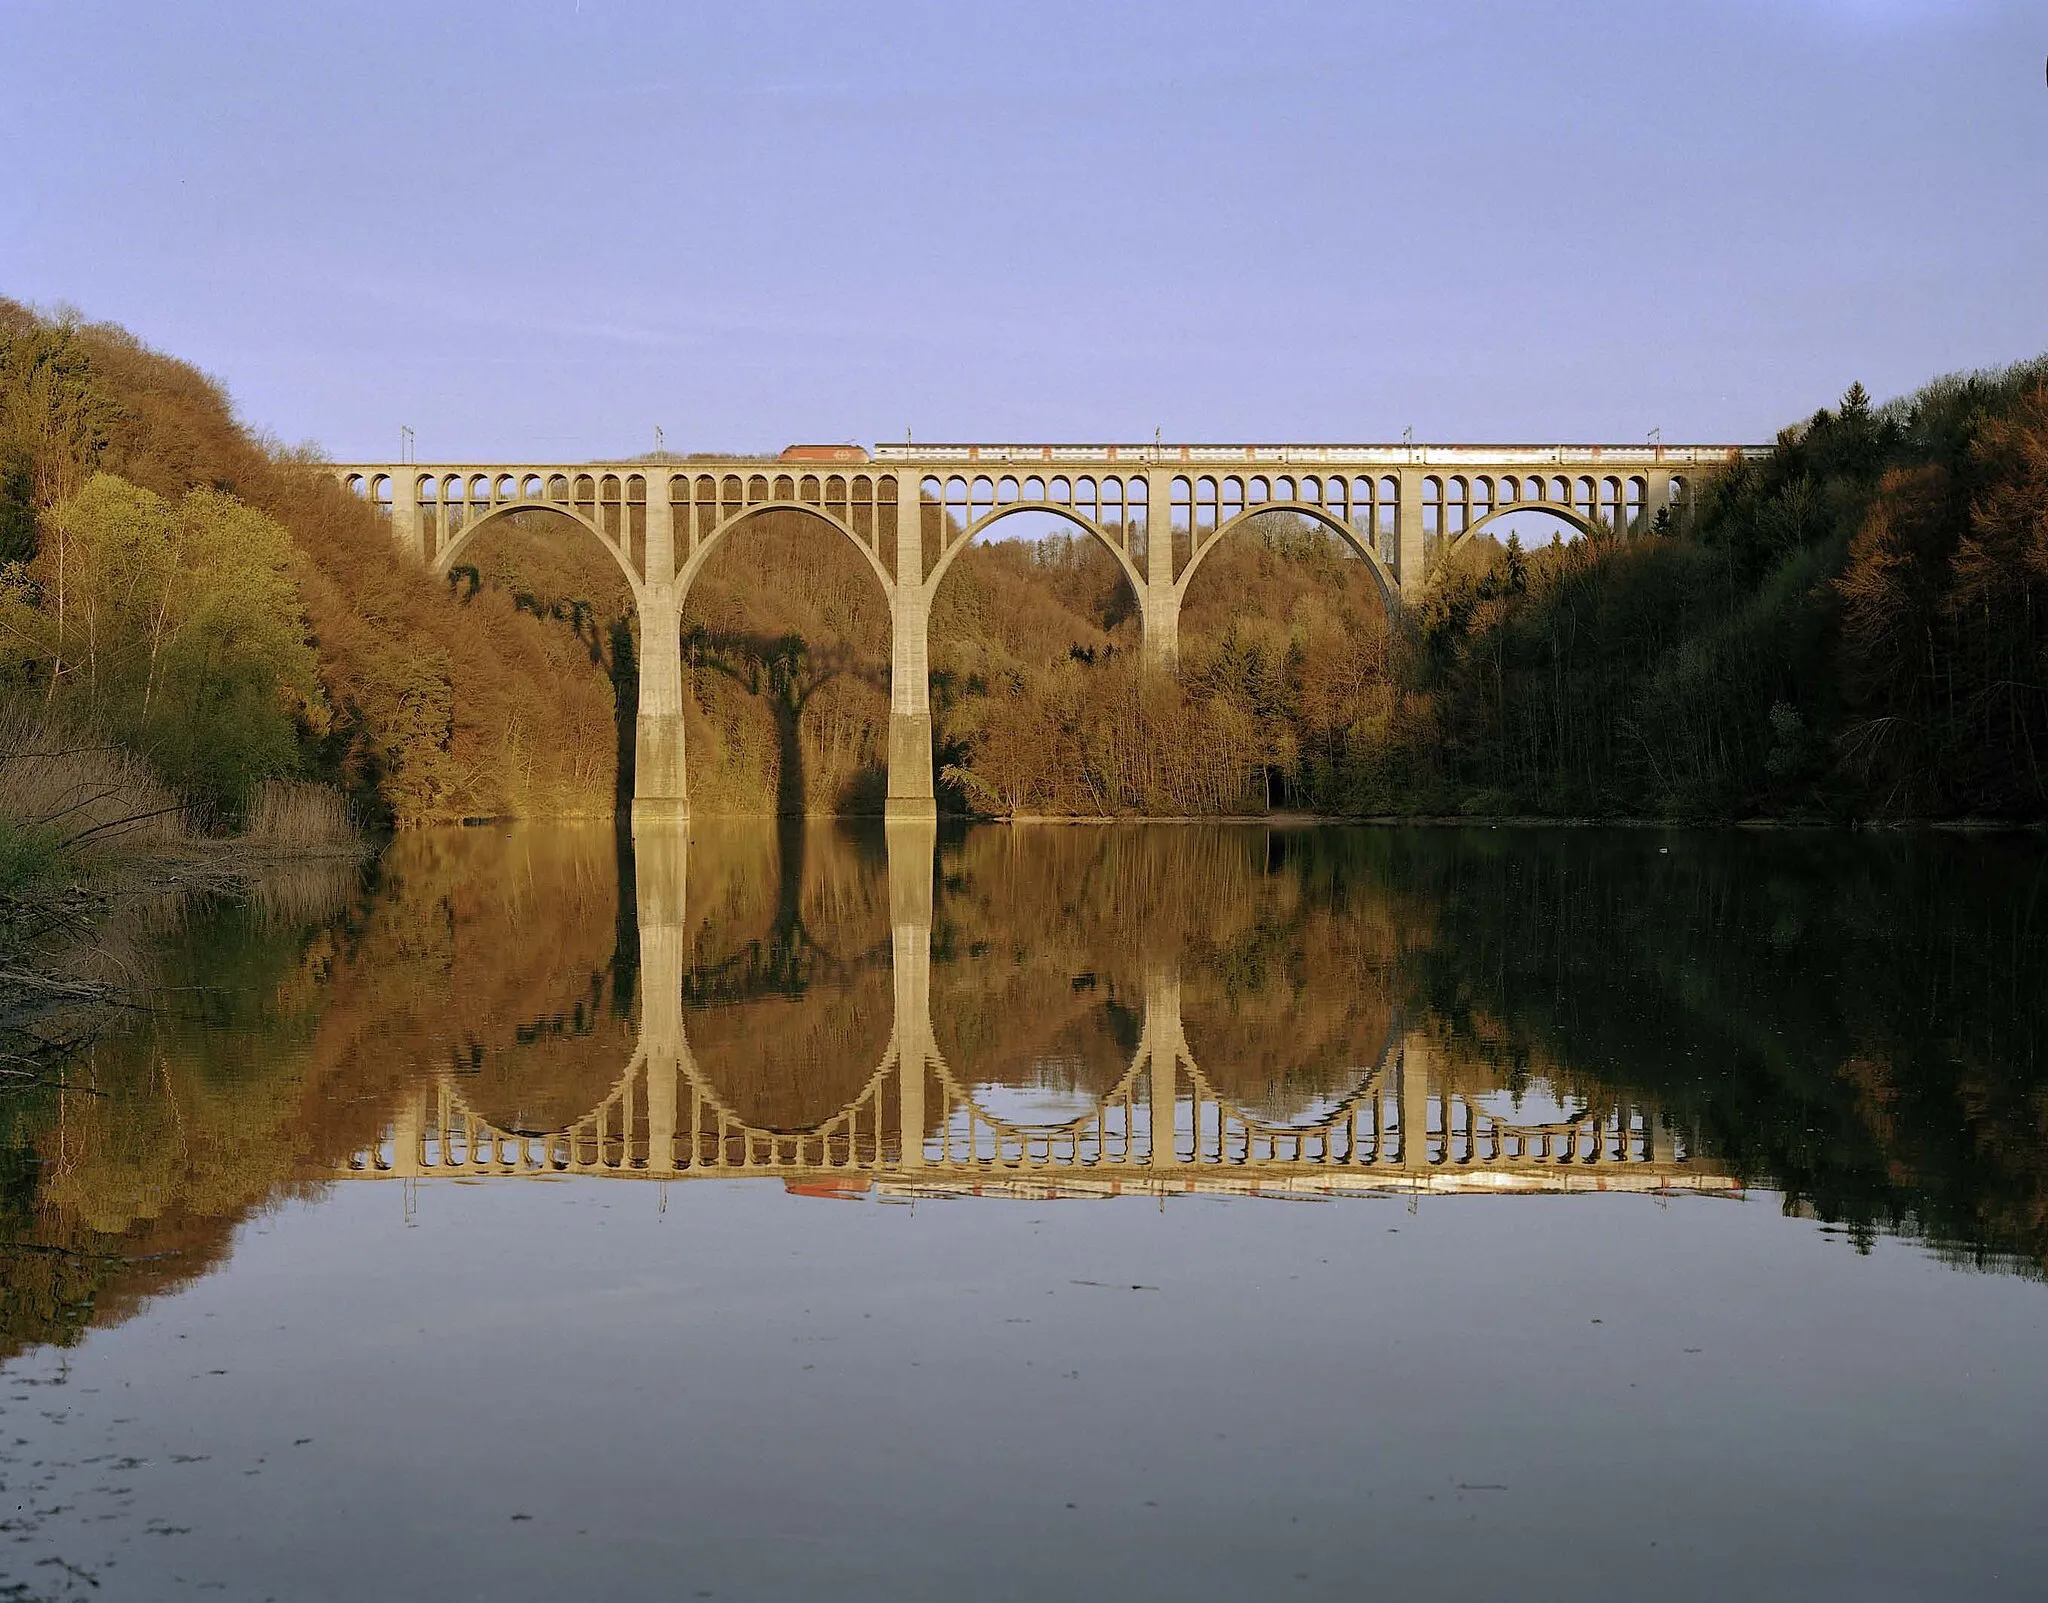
[632, 489, 688, 822]
[1141, 587, 1181, 671]
[1400, 1036, 1433, 1167]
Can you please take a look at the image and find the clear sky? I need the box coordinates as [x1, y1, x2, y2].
[3, 0, 2043, 460]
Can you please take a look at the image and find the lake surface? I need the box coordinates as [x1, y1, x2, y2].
[4, 821, 2047, 1601]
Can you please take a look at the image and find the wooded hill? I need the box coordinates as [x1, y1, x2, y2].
[4, 300, 2043, 823]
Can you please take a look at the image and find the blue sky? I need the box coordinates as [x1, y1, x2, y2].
[3, 0, 2043, 459]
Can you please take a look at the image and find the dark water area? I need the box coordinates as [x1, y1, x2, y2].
[3, 821, 2047, 1600]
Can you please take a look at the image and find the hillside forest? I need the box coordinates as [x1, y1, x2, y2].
[2, 298, 2044, 828]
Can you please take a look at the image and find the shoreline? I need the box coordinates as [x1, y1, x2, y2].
[593, 810, 2048, 835]
[1, 838, 372, 1088]
[998, 813, 2048, 832]
[428, 810, 2048, 834]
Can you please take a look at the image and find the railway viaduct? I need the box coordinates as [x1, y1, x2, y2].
[329, 441, 1763, 820]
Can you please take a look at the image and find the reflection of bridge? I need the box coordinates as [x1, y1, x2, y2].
[339, 820, 1736, 1201]
[325, 441, 1763, 820]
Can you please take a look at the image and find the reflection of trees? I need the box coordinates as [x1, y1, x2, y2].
[2, 825, 641, 1359]
[930, 828, 1404, 1117]
[1, 892, 346, 1360]
[931, 829, 1189, 1100]
[1378, 829, 2048, 1275]
[1175, 841, 1403, 1118]
[338, 825, 638, 1135]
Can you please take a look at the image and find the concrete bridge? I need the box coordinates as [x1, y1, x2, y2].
[337, 817, 1735, 1202]
[328, 441, 1763, 820]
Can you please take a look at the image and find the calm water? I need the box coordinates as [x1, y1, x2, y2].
[4, 822, 2047, 1601]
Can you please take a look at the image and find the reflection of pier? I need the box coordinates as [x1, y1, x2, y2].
[340, 821, 1736, 1200]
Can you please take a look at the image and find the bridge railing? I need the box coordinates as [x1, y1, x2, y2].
[870, 443, 1767, 468]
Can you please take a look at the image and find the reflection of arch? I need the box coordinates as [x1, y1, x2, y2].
[392, 1024, 908, 1176]
[668, 1036, 900, 1170]
[435, 497, 644, 597]
[679, 963, 899, 1132]
[352, 823, 1708, 1185]
[682, 501, 895, 603]
[924, 499, 1146, 603]
[373, 1028, 1679, 1179]
[1176, 502, 1400, 614]
[918, 1042, 1402, 1169]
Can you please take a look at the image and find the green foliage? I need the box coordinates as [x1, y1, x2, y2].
[0, 447, 34, 568]
[0, 815, 62, 894]
[0, 474, 322, 808]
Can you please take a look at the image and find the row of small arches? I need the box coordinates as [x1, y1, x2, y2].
[924, 473, 1149, 531]
[900, 471, 1687, 550]
[677, 472, 900, 510]
[340, 471, 908, 509]
[1175, 476, 1395, 561]
[342, 472, 645, 508]
[913, 472, 1388, 530]
[339, 467, 1695, 580]
[1422, 473, 1685, 537]
[342, 469, 1688, 527]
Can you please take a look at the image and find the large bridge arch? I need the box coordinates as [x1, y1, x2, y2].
[678, 499, 897, 605]
[660, 469, 904, 601]
[1173, 499, 1401, 615]
[416, 470, 653, 593]
[434, 496, 646, 600]
[1454, 500, 1598, 549]
[668, 1041, 900, 1169]
[1436, 470, 1655, 556]
[924, 494, 1148, 605]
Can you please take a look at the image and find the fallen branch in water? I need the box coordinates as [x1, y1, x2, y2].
[0, 969, 117, 1001]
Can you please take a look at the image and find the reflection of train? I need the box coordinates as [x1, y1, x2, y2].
[779, 444, 870, 464]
